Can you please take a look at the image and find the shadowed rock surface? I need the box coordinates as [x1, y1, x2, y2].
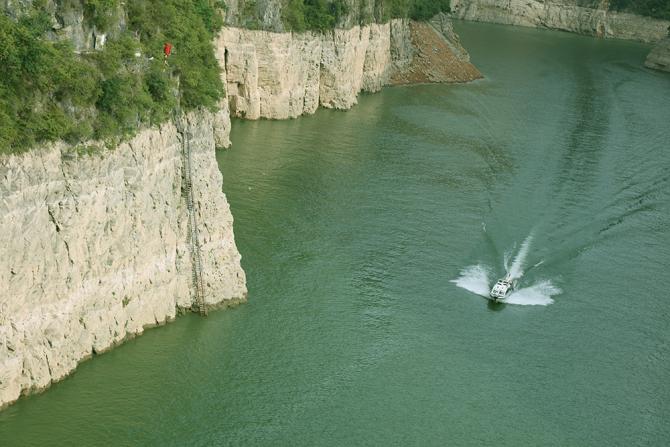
[646, 37, 670, 72]
[390, 16, 482, 85]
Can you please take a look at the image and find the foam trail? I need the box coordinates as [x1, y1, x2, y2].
[451, 265, 490, 297]
[508, 234, 533, 280]
[505, 280, 561, 306]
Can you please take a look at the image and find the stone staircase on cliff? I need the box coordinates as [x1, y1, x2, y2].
[181, 129, 208, 316]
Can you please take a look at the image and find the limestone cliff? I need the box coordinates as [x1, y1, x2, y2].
[449, 0, 670, 42]
[645, 38, 670, 72]
[216, 21, 406, 119]
[216, 17, 479, 120]
[0, 110, 246, 409]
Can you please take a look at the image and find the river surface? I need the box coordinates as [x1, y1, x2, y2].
[2, 22, 669, 446]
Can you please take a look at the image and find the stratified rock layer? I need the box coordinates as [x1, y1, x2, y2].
[450, 0, 670, 42]
[0, 110, 246, 409]
[645, 38, 670, 72]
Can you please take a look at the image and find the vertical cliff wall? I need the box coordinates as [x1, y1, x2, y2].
[215, 20, 411, 120]
[450, 0, 670, 42]
[215, 17, 480, 121]
[0, 110, 246, 409]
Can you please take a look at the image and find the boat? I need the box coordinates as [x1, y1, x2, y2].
[490, 275, 515, 301]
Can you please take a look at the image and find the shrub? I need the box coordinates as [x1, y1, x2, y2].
[383, 0, 410, 20]
[283, 0, 307, 31]
[83, 0, 120, 32]
[126, 0, 224, 109]
[282, 0, 348, 32]
[283, 0, 451, 27]
[0, 12, 100, 152]
[408, 0, 450, 21]
[240, 0, 262, 29]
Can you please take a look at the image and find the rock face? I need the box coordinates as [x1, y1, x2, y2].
[450, 0, 670, 42]
[645, 38, 670, 72]
[0, 110, 246, 409]
[216, 21, 405, 119]
[390, 16, 482, 85]
[216, 18, 478, 120]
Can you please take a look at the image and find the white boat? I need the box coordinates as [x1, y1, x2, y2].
[490, 275, 515, 301]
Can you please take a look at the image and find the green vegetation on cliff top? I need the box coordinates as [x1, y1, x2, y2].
[281, 0, 348, 32]
[280, 0, 450, 32]
[610, 0, 670, 20]
[0, 0, 225, 153]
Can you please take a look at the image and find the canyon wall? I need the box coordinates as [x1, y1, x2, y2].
[0, 13, 479, 410]
[0, 109, 246, 409]
[216, 17, 480, 120]
[215, 20, 412, 120]
[449, 0, 670, 42]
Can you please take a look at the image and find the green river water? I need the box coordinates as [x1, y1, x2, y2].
[1, 22, 669, 446]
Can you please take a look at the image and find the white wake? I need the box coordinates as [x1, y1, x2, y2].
[508, 234, 533, 280]
[452, 234, 560, 306]
[504, 280, 561, 306]
[450, 264, 490, 297]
